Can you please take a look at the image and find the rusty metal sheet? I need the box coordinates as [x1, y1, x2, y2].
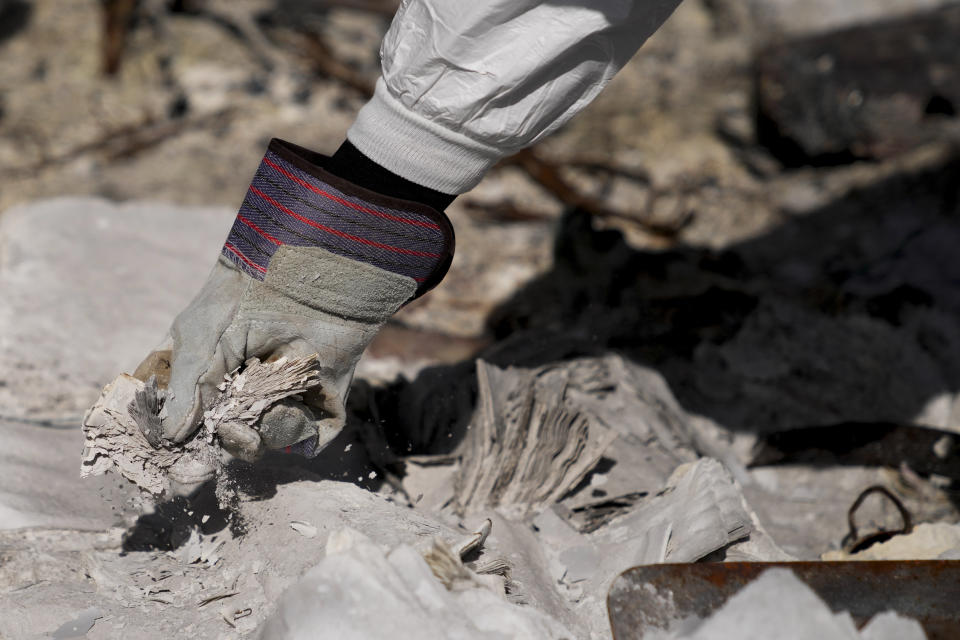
[608, 561, 960, 640]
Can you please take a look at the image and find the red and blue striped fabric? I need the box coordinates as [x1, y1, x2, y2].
[222, 139, 454, 298]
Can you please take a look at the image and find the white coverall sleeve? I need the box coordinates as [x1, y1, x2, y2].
[347, 0, 683, 195]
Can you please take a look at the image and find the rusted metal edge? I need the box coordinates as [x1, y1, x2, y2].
[608, 561, 960, 640]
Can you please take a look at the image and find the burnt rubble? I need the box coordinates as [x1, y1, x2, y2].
[3, 1, 960, 638]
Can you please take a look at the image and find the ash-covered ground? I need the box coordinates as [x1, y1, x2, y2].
[2, 1, 960, 638]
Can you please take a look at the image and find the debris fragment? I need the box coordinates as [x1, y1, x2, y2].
[177, 529, 225, 566]
[400, 458, 458, 512]
[590, 459, 752, 565]
[128, 374, 165, 447]
[841, 485, 913, 554]
[538, 457, 754, 619]
[454, 361, 617, 516]
[81, 355, 324, 496]
[289, 521, 318, 539]
[455, 519, 493, 558]
[197, 591, 239, 608]
[80, 374, 215, 496]
[422, 538, 482, 591]
[219, 610, 236, 629]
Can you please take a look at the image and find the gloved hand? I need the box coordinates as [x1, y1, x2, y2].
[133, 139, 453, 461]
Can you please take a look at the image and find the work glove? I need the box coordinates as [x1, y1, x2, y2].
[133, 139, 454, 462]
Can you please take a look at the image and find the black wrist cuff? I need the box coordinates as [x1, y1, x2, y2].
[327, 140, 457, 212]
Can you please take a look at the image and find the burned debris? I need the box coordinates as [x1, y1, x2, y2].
[3, 1, 960, 639]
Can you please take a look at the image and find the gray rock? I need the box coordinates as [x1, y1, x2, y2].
[260, 527, 573, 640]
[0, 197, 234, 418]
[860, 612, 928, 640]
[0, 197, 231, 530]
[535, 459, 755, 636]
[0, 473, 515, 639]
[0, 417, 137, 530]
[587, 459, 751, 568]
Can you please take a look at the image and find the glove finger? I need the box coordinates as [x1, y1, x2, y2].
[217, 419, 264, 463]
[243, 339, 341, 456]
[257, 398, 317, 450]
[161, 257, 250, 443]
[217, 397, 317, 461]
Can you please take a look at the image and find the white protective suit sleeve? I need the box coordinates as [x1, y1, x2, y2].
[347, 0, 683, 195]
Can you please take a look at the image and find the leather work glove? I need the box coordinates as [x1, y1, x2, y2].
[133, 139, 453, 462]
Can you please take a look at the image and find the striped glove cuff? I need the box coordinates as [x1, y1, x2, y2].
[222, 139, 455, 299]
